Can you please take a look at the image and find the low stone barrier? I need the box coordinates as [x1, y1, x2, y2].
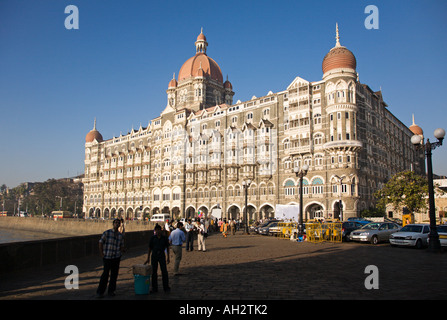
[0, 230, 153, 274]
[0, 216, 155, 236]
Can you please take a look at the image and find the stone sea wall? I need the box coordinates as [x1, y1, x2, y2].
[0, 216, 155, 236]
[0, 230, 153, 273]
[0, 217, 157, 273]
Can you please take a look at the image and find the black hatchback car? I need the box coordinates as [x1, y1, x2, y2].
[342, 221, 363, 241]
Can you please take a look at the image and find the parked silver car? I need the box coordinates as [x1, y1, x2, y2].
[349, 222, 400, 244]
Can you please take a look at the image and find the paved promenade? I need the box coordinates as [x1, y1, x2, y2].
[1, 231, 446, 301]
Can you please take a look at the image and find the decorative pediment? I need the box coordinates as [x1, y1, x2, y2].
[259, 118, 274, 128]
[287, 76, 310, 90]
[242, 122, 257, 131]
[161, 104, 176, 115]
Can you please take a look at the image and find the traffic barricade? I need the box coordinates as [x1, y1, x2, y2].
[302, 220, 342, 243]
[278, 222, 298, 239]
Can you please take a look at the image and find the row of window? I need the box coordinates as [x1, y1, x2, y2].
[284, 183, 356, 196]
[86, 183, 356, 205]
[89, 176, 356, 198]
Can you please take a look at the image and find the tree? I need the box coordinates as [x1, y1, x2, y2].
[2, 179, 83, 216]
[360, 207, 385, 218]
[374, 171, 429, 213]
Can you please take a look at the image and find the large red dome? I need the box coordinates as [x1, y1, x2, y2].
[178, 30, 223, 83]
[178, 53, 223, 83]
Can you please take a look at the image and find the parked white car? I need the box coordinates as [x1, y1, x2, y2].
[389, 224, 430, 249]
[150, 213, 171, 222]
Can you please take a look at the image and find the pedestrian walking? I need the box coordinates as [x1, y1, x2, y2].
[169, 222, 186, 275]
[197, 220, 207, 251]
[96, 219, 125, 298]
[185, 219, 195, 251]
[230, 219, 236, 235]
[164, 219, 171, 236]
[144, 224, 170, 293]
[221, 219, 228, 238]
[204, 218, 210, 234]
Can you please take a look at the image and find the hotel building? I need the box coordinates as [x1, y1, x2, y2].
[82, 26, 424, 221]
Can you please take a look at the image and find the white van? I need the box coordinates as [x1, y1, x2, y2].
[150, 213, 171, 222]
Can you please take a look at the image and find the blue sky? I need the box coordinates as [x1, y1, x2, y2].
[1, 0, 446, 188]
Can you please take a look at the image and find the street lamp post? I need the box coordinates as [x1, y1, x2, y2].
[294, 164, 309, 235]
[242, 179, 252, 234]
[333, 174, 353, 221]
[56, 196, 65, 211]
[411, 128, 445, 252]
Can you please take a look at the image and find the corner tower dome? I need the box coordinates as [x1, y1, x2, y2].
[168, 73, 178, 88]
[85, 118, 103, 143]
[322, 23, 357, 75]
[178, 29, 224, 83]
[409, 114, 423, 136]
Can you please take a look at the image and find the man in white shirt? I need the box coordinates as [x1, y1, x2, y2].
[197, 220, 207, 252]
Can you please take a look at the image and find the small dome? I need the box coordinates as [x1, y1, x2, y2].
[85, 119, 103, 143]
[409, 124, 423, 136]
[197, 32, 206, 41]
[224, 79, 232, 90]
[168, 73, 178, 88]
[409, 115, 423, 136]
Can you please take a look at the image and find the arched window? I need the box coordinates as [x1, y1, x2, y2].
[235, 185, 241, 197]
[351, 177, 356, 195]
[302, 179, 309, 195]
[314, 133, 323, 145]
[312, 178, 324, 194]
[284, 180, 295, 196]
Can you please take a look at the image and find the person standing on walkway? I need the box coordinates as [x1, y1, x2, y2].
[185, 219, 195, 251]
[220, 219, 225, 237]
[230, 219, 236, 235]
[204, 218, 210, 234]
[221, 219, 229, 238]
[164, 219, 171, 236]
[197, 220, 207, 251]
[169, 222, 186, 276]
[145, 224, 170, 293]
[96, 219, 125, 298]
